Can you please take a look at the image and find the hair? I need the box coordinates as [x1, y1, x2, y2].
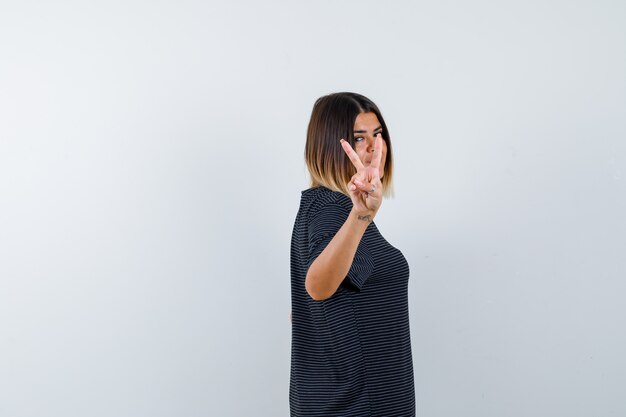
[305, 92, 394, 198]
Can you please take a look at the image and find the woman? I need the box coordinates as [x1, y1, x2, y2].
[289, 92, 415, 416]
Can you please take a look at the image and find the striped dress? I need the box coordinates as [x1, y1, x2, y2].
[289, 186, 415, 416]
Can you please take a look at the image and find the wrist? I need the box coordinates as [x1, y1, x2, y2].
[350, 207, 376, 224]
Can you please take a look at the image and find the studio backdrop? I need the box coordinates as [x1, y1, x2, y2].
[1, 1, 624, 416]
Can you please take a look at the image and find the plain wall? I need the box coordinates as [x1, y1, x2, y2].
[1, 1, 625, 416]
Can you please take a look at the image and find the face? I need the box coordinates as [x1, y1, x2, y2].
[353, 112, 387, 179]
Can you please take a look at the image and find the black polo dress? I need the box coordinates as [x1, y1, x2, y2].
[289, 186, 415, 417]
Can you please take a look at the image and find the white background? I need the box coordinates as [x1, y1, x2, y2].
[1, 1, 625, 416]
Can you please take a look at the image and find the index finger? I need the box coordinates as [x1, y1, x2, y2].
[368, 134, 384, 170]
[340, 139, 365, 171]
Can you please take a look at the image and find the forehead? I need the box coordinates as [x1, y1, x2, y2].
[353, 112, 380, 129]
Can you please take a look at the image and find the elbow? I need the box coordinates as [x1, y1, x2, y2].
[305, 273, 332, 301]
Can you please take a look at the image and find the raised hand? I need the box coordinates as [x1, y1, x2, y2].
[339, 134, 384, 218]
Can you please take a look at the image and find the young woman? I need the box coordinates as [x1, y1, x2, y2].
[289, 92, 415, 416]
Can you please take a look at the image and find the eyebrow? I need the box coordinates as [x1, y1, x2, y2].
[353, 125, 383, 134]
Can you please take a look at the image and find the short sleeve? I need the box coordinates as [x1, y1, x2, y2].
[306, 202, 374, 291]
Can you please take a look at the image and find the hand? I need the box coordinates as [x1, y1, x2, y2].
[339, 135, 384, 218]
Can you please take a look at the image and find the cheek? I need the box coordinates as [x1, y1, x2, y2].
[355, 148, 367, 163]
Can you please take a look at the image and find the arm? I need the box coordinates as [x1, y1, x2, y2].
[305, 135, 384, 301]
[305, 208, 373, 301]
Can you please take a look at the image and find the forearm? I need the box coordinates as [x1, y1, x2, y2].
[305, 208, 373, 301]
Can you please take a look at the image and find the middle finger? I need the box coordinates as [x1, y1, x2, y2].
[340, 139, 365, 171]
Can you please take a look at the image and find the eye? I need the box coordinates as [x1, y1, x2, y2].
[354, 132, 383, 143]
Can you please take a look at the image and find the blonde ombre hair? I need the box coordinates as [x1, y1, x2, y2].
[305, 92, 394, 198]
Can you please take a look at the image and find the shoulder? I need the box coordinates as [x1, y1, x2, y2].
[300, 186, 352, 221]
[301, 186, 351, 210]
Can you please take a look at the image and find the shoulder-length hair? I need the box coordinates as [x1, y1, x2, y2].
[305, 92, 394, 198]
